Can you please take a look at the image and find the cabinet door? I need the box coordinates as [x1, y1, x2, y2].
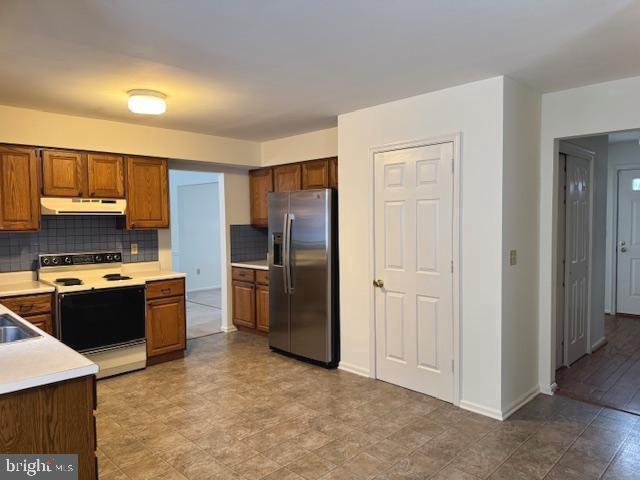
[274, 163, 302, 192]
[87, 153, 124, 198]
[329, 157, 338, 189]
[0, 146, 40, 231]
[24, 313, 52, 335]
[146, 296, 186, 357]
[256, 284, 269, 332]
[249, 168, 273, 226]
[232, 281, 255, 328]
[42, 149, 86, 197]
[125, 157, 169, 229]
[302, 159, 329, 190]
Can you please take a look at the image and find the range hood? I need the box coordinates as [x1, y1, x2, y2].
[41, 197, 127, 216]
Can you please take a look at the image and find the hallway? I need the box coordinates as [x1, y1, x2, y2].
[186, 288, 222, 339]
[556, 314, 640, 415]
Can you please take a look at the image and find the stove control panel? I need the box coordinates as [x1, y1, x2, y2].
[39, 251, 122, 268]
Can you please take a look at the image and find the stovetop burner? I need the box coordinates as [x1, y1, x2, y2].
[55, 277, 83, 286]
[103, 274, 132, 281]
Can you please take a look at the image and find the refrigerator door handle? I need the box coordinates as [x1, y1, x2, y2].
[286, 213, 295, 294]
[282, 213, 289, 294]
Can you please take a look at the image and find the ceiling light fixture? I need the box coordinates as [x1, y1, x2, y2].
[127, 89, 166, 115]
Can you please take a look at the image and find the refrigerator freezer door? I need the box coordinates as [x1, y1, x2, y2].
[289, 189, 332, 363]
[268, 192, 290, 352]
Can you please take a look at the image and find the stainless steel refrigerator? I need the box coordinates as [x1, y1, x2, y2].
[268, 188, 339, 367]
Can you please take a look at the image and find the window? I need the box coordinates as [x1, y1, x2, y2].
[633, 178, 640, 191]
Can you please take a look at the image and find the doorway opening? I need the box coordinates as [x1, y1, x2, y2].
[554, 131, 640, 415]
[169, 169, 224, 339]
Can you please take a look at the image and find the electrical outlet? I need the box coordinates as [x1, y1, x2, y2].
[131, 243, 138, 255]
[509, 249, 517, 266]
[196, 268, 201, 275]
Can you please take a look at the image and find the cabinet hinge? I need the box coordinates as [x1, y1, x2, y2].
[451, 359, 455, 372]
[451, 261, 454, 273]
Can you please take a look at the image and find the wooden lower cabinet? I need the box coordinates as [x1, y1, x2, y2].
[256, 284, 269, 332]
[0, 293, 54, 335]
[0, 375, 97, 480]
[232, 281, 255, 328]
[232, 267, 269, 333]
[146, 279, 186, 364]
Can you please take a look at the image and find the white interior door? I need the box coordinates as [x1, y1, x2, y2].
[374, 142, 454, 402]
[616, 169, 640, 315]
[564, 154, 591, 365]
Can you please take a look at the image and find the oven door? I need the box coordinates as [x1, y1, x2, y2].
[58, 286, 146, 353]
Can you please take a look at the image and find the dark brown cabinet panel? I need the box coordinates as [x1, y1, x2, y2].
[256, 284, 269, 332]
[0, 293, 54, 335]
[249, 168, 273, 226]
[125, 157, 169, 229]
[329, 157, 338, 188]
[233, 281, 256, 328]
[146, 295, 186, 357]
[42, 149, 86, 197]
[274, 163, 302, 192]
[87, 153, 124, 198]
[0, 146, 40, 231]
[0, 376, 97, 480]
[302, 158, 329, 190]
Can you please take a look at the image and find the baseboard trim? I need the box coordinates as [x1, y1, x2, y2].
[338, 361, 370, 378]
[459, 400, 504, 421]
[221, 324, 238, 333]
[539, 382, 558, 395]
[591, 336, 607, 352]
[501, 385, 540, 420]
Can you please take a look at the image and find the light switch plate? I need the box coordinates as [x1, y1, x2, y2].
[509, 249, 517, 266]
[131, 243, 139, 255]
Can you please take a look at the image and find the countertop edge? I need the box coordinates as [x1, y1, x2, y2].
[0, 364, 99, 396]
[230, 262, 268, 271]
[0, 285, 56, 298]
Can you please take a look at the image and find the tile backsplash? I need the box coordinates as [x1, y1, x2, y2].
[230, 225, 267, 262]
[0, 216, 158, 272]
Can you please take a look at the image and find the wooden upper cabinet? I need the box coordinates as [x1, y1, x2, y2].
[249, 168, 273, 227]
[0, 146, 40, 231]
[125, 156, 169, 229]
[42, 149, 86, 197]
[87, 153, 124, 198]
[274, 163, 302, 192]
[302, 158, 329, 190]
[329, 157, 338, 188]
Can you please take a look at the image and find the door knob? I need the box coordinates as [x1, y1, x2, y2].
[621, 246, 628, 253]
[373, 279, 384, 288]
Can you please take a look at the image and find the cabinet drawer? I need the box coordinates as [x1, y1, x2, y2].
[232, 267, 255, 282]
[146, 278, 185, 299]
[1, 293, 52, 316]
[255, 270, 269, 285]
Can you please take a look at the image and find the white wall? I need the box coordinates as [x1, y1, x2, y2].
[338, 77, 505, 417]
[539, 76, 640, 393]
[0, 104, 261, 166]
[605, 140, 640, 313]
[261, 127, 337, 166]
[500, 78, 541, 414]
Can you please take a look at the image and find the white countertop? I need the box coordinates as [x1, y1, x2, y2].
[123, 262, 186, 282]
[0, 271, 55, 297]
[231, 259, 268, 270]
[0, 304, 98, 395]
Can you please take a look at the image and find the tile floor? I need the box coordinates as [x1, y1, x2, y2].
[186, 288, 223, 339]
[97, 332, 640, 480]
[556, 314, 640, 415]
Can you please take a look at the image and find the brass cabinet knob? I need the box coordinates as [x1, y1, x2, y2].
[373, 279, 384, 288]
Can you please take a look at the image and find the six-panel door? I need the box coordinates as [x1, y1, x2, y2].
[0, 146, 40, 231]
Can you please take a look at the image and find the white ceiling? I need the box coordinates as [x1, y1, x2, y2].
[0, 0, 639, 141]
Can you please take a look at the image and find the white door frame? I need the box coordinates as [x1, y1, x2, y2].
[556, 141, 595, 368]
[368, 133, 461, 406]
[608, 163, 640, 315]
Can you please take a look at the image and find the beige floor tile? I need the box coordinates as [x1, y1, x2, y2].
[287, 453, 337, 480]
[232, 454, 281, 480]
